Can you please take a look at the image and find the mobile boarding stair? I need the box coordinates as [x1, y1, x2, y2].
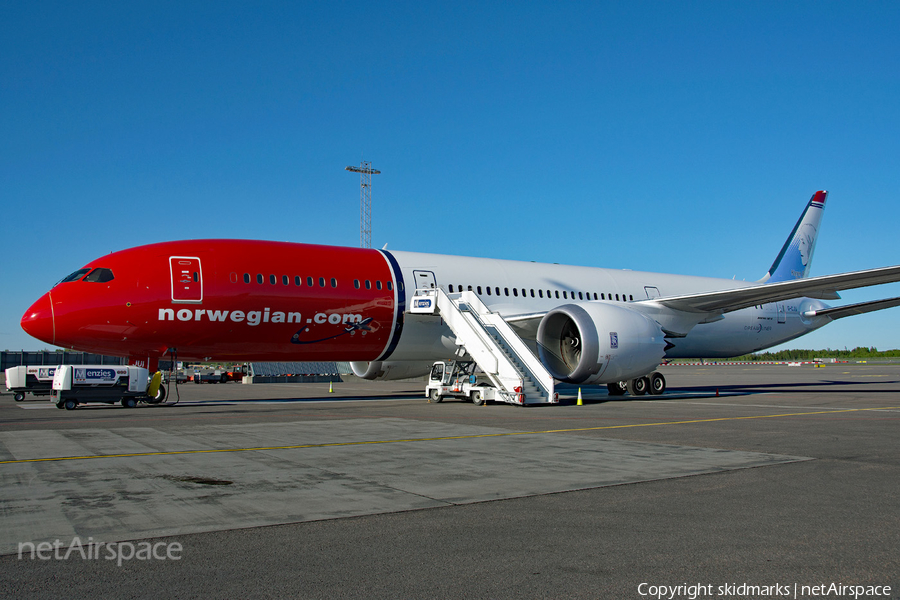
[411, 288, 557, 405]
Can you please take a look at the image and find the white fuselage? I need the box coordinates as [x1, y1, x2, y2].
[386, 250, 831, 361]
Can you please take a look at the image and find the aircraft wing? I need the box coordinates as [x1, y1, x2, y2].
[654, 265, 900, 314]
[801, 296, 900, 320]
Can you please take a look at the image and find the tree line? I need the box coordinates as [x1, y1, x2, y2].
[731, 347, 900, 361]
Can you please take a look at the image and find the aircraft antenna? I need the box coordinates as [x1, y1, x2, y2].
[345, 161, 381, 249]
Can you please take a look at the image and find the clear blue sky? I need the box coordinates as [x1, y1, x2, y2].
[2, 1, 899, 353]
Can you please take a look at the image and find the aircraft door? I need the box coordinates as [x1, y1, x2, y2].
[412, 270, 437, 291]
[170, 256, 203, 303]
[644, 286, 661, 299]
[776, 302, 786, 323]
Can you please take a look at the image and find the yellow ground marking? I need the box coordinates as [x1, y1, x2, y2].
[1, 405, 897, 466]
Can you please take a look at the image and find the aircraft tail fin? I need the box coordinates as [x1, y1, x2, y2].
[759, 191, 828, 283]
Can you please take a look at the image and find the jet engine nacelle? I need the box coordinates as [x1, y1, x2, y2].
[349, 360, 433, 381]
[536, 302, 666, 385]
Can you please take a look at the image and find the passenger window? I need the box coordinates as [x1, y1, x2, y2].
[468, 285, 473, 291]
[295, 276, 301, 286]
[486, 287, 492, 295]
[331, 278, 337, 288]
[307, 276, 314, 287]
[616, 294, 620, 301]
[504, 288, 509, 296]
[495, 287, 500, 295]
[376, 281, 382, 290]
[578, 292, 583, 300]
[319, 277, 325, 287]
[513, 289, 518, 297]
[257, 274, 263, 284]
[244, 273, 251, 284]
[539, 290, 543, 298]
[449, 284, 454, 292]
[477, 286, 482, 294]
[354, 279, 360, 289]
[365, 280, 371, 290]
[230, 272, 238, 283]
[563, 291, 567, 299]
[555, 291, 560, 299]
[530, 289, 535, 297]
[387, 281, 393, 291]
[282, 275, 289, 286]
[270, 275, 276, 285]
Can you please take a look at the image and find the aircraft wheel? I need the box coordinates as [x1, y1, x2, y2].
[649, 372, 666, 395]
[146, 384, 166, 405]
[471, 390, 484, 406]
[607, 382, 627, 396]
[14, 392, 26, 402]
[64, 399, 77, 410]
[429, 389, 442, 403]
[627, 377, 649, 396]
[121, 397, 137, 408]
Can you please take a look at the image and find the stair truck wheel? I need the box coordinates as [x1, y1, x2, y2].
[471, 390, 484, 406]
[649, 372, 666, 395]
[14, 392, 26, 402]
[64, 399, 77, 410]
[429, 388, 442, 403]
[627, 376, 649, 396]
[121, 397, 137, 408]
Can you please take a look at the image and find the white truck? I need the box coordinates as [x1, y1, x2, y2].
[5, 365, 58, 402]
[50, 365, 164, 410]
[425, 360, 505, 406]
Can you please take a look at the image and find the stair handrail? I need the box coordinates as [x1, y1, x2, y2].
[457, 291, 555, 401]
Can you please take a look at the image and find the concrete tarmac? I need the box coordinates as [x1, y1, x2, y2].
[1, 363, 898, 599]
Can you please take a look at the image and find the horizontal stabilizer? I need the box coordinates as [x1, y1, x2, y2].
[803, 296, 900, 320]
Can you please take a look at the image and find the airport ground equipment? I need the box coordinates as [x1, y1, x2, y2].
[191, 369, 230, 383]
[5, 365, 57, 401]
[50, 365, 163, 410]
[411, 288, 557, 406]
[425, 360, 504, 405]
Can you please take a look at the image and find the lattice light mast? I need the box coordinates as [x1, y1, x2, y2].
[345, 161, 381, 249]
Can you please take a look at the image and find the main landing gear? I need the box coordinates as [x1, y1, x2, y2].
[606, 371, 666, 397]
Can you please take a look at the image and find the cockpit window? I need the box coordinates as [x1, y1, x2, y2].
[83, 268, 115, 283]
[57, 268, 91, 285]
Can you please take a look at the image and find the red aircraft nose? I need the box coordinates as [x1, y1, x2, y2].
[21, 293, 55, 345]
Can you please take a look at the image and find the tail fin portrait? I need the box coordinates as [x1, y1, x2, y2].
[760, 190, 827, 283]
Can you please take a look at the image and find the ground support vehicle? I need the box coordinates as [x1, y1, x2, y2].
[5, 366, 57, 402]
[50, 365, 164, 410]
[191, 369, 230, 383]
[425, 361, 501, 405]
